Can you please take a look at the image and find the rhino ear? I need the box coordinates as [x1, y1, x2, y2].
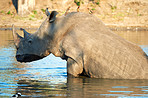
[49, 11, 58, 23]
[12, 24, 23, 46]
[45, 8, 50, 16]
[20, 28, 31, 38]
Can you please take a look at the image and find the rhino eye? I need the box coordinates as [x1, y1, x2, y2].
[28, 40, 32, 44]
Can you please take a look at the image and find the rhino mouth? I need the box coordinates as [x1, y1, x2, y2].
[16, 54, 43, 62]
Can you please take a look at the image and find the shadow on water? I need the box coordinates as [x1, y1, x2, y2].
[0, 30, 148, 97]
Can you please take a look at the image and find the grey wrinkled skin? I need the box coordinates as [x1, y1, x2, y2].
[12, 8, 148, 79]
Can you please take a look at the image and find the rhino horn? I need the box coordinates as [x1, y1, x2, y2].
[20, 28, 31, 38]
[12, 24, 23, 46]
[45, 8, 50, 16]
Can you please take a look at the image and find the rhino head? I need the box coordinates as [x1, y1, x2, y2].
[12, 8, 58, 62]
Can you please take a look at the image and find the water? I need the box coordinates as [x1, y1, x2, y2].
[0, 30, 148, 98]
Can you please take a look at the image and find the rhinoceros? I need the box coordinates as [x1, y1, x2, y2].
[12, 8, 148, 79]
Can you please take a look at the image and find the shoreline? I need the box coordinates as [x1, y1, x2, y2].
[1, 25, 148, 31]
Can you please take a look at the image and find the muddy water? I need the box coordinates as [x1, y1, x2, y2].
[0, 30, 148, 98]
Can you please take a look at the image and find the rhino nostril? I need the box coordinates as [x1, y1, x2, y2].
[16, 55, 24, 62]
[16, 55, 20, 58]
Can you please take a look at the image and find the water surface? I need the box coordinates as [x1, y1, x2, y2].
[0, 30, 148, 97]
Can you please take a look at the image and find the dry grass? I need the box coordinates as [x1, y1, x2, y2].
[0, 0, 148, 28]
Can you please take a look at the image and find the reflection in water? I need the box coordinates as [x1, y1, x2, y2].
[0, 30, 148, 97]
[67, 78, 148, 97]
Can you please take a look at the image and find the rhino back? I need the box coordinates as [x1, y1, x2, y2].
[56, 12, 148, 79]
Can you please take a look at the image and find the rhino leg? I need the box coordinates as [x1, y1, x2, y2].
[67, 57, 83, 77]
[63, 42, 83, 77]
[61, 31, 84, 77]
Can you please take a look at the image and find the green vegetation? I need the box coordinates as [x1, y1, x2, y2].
[95, 0, 100, 6]
[0, 10, 14, 15]
[13, 9, 43, 21]
[111, 6, 117, 10]
[0, 10, 4, 13]
[33, 10, 37, 14]
[41, 9, 46, 13]
[96, 2, 99, 5]
[138, 14, 142, 16]
[7, 11, 11, 15]
[7, 11, 13, 15]
[74, 0, 84, 6]
[92, 8, 95, 11]
[89, 0, 100, 6]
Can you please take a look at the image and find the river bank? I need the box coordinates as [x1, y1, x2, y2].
[1, 25, 148, 31]
[0, 0, 148, 31]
